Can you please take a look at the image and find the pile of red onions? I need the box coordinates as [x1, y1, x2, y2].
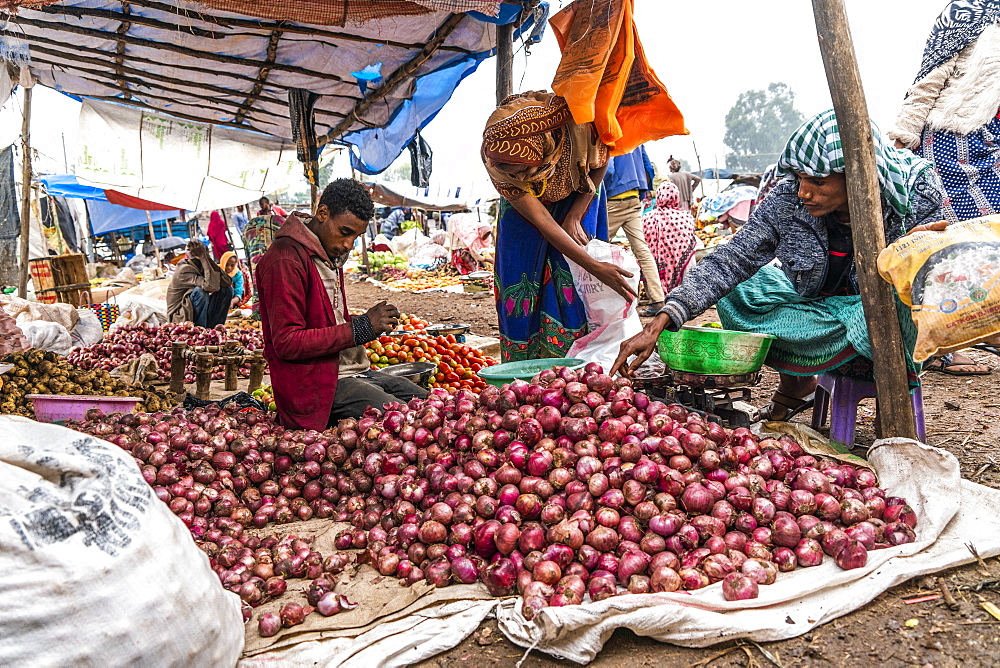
[69, 361, 918, 627]
[68, 322, 263, 383]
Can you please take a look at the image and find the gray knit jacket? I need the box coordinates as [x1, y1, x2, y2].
[660, 173, 946, 326]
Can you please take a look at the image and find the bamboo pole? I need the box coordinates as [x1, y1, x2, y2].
[17, 87, 32, 299]
[146, 210, 161, 270]
[811, 0, 917, 439]
[692, 141, 706, 198]
[495, 22, 514, 105]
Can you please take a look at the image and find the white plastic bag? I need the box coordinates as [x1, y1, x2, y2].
[0, 416, 244, 666]
[17, 320, 73, 355]
[566, 239, 642, 369]
[71, 307, 104, 348]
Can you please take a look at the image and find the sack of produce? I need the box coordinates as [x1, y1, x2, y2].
[877, 215, 1000, 361]
[0, 416, 244, 666]
[566, 239, 642, 368]
[17, 320, 73, 355]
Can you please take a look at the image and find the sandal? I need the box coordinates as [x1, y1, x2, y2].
[639, 302, 665, 317]
[759, 390, 814, 422]
[924, 357, 991, 376]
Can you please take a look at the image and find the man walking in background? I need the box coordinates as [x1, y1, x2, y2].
[667, 156, 701, 212]
[603, 145, 665, 317]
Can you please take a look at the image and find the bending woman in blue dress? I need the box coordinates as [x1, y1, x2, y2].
[482, 91, 636, 361]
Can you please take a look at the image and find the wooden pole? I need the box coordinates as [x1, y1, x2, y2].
[692, 141, 706, 198]
[812, 0, 917, 439]
[170, 342, 187, 394]
[145, 210, 162, 270]
[17, 87, 32, 299]
[495, 22, 513, 105]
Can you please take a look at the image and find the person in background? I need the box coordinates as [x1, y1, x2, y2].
[482, 91, 635, 362]
[256, 179, 427, 429]
[889, 0, 1000, 374]
[641, 181, 699, 294]
[166, 240, 233, 327]
[232, 205, 249, 236]
[603, 145, 665, 316]
[219, 251, 245, 308]
[667, 156, 702, 212]
[380, 206, 407, 239]
[257, 196, 288, 218]
[206, 211, 230, 261]
[449, 212, 494, 274]
[613, 109, 947, 420]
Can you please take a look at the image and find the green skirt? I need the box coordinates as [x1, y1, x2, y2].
[716, 265, 918, 382]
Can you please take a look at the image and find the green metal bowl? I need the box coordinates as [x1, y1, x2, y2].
[657, 325, 775, 375]
[477, 358, 587, 388]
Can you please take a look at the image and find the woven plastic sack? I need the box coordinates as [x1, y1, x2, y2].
[566, 239, 642, 369]
[877, 215, 1000, 361]
[0, 416, 244, 666]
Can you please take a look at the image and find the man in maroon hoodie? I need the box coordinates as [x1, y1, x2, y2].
[256, 179, 427, 430]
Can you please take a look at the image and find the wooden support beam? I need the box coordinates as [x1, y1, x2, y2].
[9, 16, 348, 83]
[113, 2, 131, 98]
[17, 87, 31, 299]
[495, 22, 513, 105]
[35, 2, 224, 40]
[812, 0, 917, 439]
[126, 0, 474, 53]
[321, 13, 465, 143]
[236, 29, 282, 124]
[29, 55, 297, 123]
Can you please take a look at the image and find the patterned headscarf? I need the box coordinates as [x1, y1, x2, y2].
[915, 0, 1000, 82]
[777, 109, 932, 217]
[642, 181, 697, 292]
[482, 90, 608, 202]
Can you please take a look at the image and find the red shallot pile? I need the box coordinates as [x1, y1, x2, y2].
[68, 363, 918, 635]
[68, 322, 263, 383]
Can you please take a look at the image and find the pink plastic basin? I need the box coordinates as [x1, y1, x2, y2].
[26, 394, 143, 423]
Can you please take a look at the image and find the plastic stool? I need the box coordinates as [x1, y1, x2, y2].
[811, 373, 925, 446]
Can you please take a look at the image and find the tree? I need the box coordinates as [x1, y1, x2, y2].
[723, 83, 804, 172]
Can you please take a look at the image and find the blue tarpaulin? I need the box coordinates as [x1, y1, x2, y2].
[345, 2, 548, 175]
[38, 174, 182, 236]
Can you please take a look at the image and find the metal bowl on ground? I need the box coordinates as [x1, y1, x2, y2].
[424, 323, 471, 337]
[657, 325, 775, 375]
[378, 362, 437, 386]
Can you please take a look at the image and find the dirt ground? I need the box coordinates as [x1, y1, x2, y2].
[347, 279, 1000, 668]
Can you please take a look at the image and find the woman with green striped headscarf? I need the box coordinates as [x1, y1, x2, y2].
[612, 109, 951, 421]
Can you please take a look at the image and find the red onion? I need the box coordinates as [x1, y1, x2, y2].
[835, 539, 868, 570]
[794, 538, 824, 567]
[258, 612, 282, 637]
[721, 573, 759, 601]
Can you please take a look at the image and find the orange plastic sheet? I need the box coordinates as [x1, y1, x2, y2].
[550, 0, 688, 156]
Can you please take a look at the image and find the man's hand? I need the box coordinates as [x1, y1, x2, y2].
[561, 214, 590, 247]
[366, 301, 400, 334]
[610, 314, 671, 378]
[590, 261, 637, 303]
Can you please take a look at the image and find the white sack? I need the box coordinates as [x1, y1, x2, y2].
[566, 239, 642, 369]
[71, 308, 104, 348]
[496, 439, 1000, 663]
[0, 417, 244, 667]
[17, 320, 73, 355]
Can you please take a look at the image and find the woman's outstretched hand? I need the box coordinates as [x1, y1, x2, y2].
[590, 261, 636, 303]
[610, 313, 672, 378]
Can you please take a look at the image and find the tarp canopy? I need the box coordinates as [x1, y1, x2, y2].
[37, 174, 183, 235]
[694, 168, 759, 180]
[0, 1, 544, 177]
[363, 181, 472, 212]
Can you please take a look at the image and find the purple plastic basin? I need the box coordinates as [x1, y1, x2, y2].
[26, 394, 143, 423]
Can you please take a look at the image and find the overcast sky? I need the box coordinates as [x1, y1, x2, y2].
[0, 0, 952, 201]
